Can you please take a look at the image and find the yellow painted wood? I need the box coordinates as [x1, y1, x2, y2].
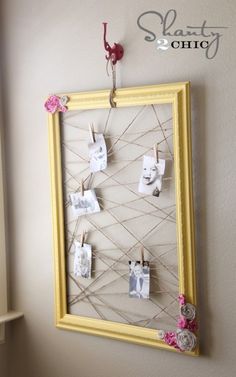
[48, 113, 67, 323]
[48, 82, 198, 355]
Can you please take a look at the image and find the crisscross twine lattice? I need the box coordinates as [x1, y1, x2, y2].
[61, 104, 179, 330]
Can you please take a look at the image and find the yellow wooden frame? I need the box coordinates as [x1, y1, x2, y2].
[48, 82, 198, 355]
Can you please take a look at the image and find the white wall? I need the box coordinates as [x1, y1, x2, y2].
[1, 1, 236, 376]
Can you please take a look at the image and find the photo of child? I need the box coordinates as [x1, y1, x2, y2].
[129, 261, 150, 299]
[138, 155, 165, 197]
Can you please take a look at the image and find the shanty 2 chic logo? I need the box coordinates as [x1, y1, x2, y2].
[137, 9, 228, 59]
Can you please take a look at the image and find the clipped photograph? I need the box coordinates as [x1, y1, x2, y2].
[69, 189, 100, 217]
[88, 133, 107, 173]
[138, 155, 166, 197]
[73, 241, 92, 279]
[129, 261, 150, 299]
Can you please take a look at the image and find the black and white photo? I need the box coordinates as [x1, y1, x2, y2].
[138, 155, 165, 197]
[70, 189, 100, 216]
[74, 241, 92, 279]
[129, 261, 150, 299]
[88, 133, 107, 172]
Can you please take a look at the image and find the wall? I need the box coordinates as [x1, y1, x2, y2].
[1, 0, 236, 376]
[0, 57, 8, 377]
[0, 342, 7, 377]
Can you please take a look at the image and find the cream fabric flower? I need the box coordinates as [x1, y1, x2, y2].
[180, 303, 196, 320]
[176, 329, 197, 351]
[157, 330, 165, 340]
[60, 95, 69, 106]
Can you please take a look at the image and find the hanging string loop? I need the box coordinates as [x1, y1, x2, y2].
[102, 22, 124, 108]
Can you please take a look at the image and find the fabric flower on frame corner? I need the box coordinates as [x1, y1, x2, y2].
[157, 294, 198, 353]
[44, 94, 69, 113]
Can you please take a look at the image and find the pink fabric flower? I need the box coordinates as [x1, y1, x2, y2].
[177, 316, 188, 329]
[157, 295, 198, 352]
[44, 95, 68, 113]
[163, 331, 180, 349]
[178, 294, 186, 306]
[187, 319, 198, 333]
[44, 95, 60, 113]
[58, 104, 68, 113]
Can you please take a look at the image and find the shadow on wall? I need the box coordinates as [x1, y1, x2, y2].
[191, 83, 211, 357]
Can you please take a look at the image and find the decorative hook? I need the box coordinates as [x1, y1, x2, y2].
[102, 22, 124, 65]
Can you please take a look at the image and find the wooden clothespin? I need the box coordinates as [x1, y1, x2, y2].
[68, 195, 72, 206]
[89, 123, 95, 143]
[140, 246, 144, 266]
[80, 230, 85, 247]
[80, 179, 84, 196]
[153, 144, 159, 163]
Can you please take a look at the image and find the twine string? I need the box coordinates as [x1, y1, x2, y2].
[61, 104, 179, 328]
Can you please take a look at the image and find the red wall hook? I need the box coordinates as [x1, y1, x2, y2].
[102, 22, 124, 65]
